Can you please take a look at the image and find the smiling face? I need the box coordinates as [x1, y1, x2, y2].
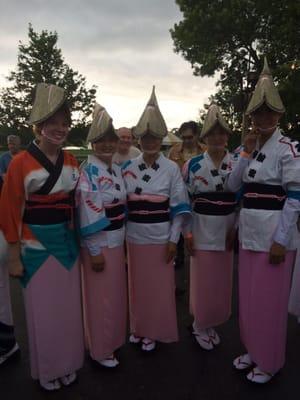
[92, 130, 119, 163]
[204, 125, 229, 151]
[117, 127, 133, 153]
[40, 109, 70, 146]
[250, 104, 282, 135]
[140, 132, 162, 155]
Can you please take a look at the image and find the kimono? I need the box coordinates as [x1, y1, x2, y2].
[227, 128, 300, 374]
[288, 231, 300, 319]
[122, 153, 190, 342]
[184, 151, 237, 331]
[77, 155, 127, 361]
[0, 230, 17, 357]
[0, 141, 84, 382]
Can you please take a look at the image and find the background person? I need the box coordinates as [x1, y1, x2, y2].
[0, 135, 21, 193]
[112, 127, 141, 165]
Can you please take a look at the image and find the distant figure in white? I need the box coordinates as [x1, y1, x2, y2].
[112, 127, 141, 166]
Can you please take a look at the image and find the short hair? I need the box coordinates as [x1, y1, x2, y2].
[117, 127, 132, 138]
[7, 135, 21, 143]
[178, 121, 200, 136]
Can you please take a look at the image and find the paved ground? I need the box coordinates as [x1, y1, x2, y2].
[1, 262, 300, 400]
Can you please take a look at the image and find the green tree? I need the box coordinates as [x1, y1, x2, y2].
[171, 0, 300, 135]
[0, 24, 96, 139]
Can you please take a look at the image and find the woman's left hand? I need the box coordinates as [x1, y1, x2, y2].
[269, 241, 286, 265]
[166, 242, 177, 264]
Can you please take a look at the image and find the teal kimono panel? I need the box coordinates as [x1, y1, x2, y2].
[21, 222, 79, 287]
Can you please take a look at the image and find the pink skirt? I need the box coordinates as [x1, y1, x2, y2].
[289, 241, 300, 317]
[238, 248, 295, 374]
[23, 256, 84, 382]
[190, 250, 233, 331]
[81, 246, 127, 360]
[127, 242, 178, 342]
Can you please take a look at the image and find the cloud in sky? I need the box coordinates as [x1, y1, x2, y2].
[0, 0, 217, 128]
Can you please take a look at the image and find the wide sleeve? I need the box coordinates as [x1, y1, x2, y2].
[0, 156, 25, 243]
[182, 159, 194, 196]
[273, 149, 300, 246]
[169, 163, 191, 218]
[225, 154, 250, 192]
[76, 168, 110, 239]
[168, 164, 191, 243]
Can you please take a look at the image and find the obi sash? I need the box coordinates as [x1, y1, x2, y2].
[127, 198, 170, 223]
[20, 143, 78, 287]
[103, 203, 126, 231]
[242, 183, 286, 210]
[23, 142, 75, 225]
[193, 192, 237, 216]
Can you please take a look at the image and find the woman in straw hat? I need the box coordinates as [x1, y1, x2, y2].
[0, 83, 84, 390]
[77, 104, 127, 368]
[183, 104, 237, 350]
[228, 58, 300, 383]
[122, 87, 191, 351]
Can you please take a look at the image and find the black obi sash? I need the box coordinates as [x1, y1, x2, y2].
[103, 204, 126, 231]
[242, 183, 286, 210]
[127, 199, 170, 223]
[193, 192, 237, 216]
[23, 142, 74, 225]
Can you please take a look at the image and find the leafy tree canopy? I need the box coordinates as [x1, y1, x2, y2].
[171, 0, 300, 135]
[0, 24, 97, 142]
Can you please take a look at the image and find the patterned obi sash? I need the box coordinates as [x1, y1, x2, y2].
[103, 203, 126, 231]
[23, 192, 74, 225]
[242, 183, 286, 210]
[193, 192, 237, 216]
[127, 194, 170, 223]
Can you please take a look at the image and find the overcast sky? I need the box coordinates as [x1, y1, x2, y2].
[0, 0, 217, 129]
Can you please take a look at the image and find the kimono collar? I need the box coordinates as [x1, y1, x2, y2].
[139, 152, 162, 170]
[255, 127, 281, 153]
[88, 154, 116, 175]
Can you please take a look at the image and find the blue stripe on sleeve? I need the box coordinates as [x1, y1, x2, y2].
[80, 216, 111, 238]
[170, 203, 191, 218]
[287, 190, 300, 201]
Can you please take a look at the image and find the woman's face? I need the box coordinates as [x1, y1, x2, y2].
[41, 110, 70, 146]
[204, 126, 228, 151]
[92, 132, 119, 162]
[251, 104, 281, 135]
[140, 132, 162, 155]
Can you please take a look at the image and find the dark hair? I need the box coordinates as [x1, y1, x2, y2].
[178, 121, 199, 136]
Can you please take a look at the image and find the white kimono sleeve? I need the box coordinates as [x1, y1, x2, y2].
[225, 155, 249, 192]
[169, 164, 191, 243]
[76, 169, 110, 255]
[273, 151, 300, 247]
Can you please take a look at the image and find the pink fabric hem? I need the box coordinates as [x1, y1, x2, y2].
[238, 248, 295, 374]
[190, 250, 233, 330]
[127, 242, 178, 343]
[81, 246, 127, 360]
[23, 256, 84, 381]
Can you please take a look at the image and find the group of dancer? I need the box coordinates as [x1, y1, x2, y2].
[0, 57, 300, 391]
